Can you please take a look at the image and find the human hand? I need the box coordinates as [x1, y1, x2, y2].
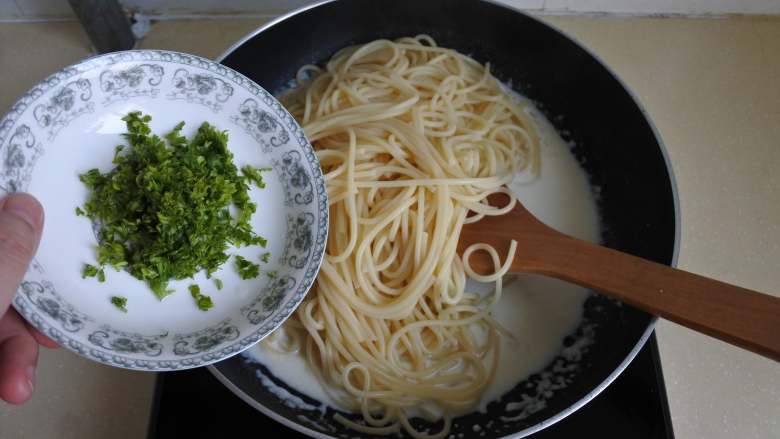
[0, 193, 57, 405]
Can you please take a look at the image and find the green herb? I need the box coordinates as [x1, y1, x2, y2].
[110, 296, 128, 312]
[266, 270, 278, 279]
[241, 165, 272, 189]
[75, 206, 85, 216]
[97, 268, 106, 283]
[82, 264, 99, 279]
[214, 278, 223, 290]
[196, 295, 214, 311]
[261, 252, 271, 263]
[76, 112, 267, 300]
[188, 284, 214, 311]
[150, 280, 174, 300]
[234, 255, 260, 280]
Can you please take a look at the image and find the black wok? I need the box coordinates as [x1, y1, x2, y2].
[209, 0, 680, 437]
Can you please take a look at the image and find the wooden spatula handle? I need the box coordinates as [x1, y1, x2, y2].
[523, 233, 780, 362]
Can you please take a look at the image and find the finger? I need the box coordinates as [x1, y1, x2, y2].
[0, 193, 44, 315]
[24, 319, 59, 348]
[0, 310, 38, 404]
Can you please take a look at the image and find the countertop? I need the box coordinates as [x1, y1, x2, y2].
[0, 14, 778, 439]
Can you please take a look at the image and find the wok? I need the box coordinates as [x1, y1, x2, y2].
[209, 0, 680, 437]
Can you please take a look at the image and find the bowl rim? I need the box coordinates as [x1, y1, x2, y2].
[4, 48, 329, 372]
[209, 0, 682, 436]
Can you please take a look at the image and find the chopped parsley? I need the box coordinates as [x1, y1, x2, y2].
[82, 264, 99, 279]
[261, 252, 271, 263]
[188, 284, 214, 311]
[214, 278, 223, 290]
[77, 112, 268, 303]
[75, 206, 85, 216]
[241, 165, 272, 189]
[266, 270, 278, 279]
[110, 296, 127, 312]
[234, 255, 260, 280]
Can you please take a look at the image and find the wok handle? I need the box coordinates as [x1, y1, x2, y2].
[521, 231, 780, 362]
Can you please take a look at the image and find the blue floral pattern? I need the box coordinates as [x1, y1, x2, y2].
[33, 78, 94, 140]
[19, 281, 88, 332]
[231, 98, 290, 151]
[275, 150, 314, 206]
[173, 321, 240, 356]
[242, 275, 297, 324]
[168, 68, 235, 112]
[100, 63, 164, 105]
[0, 125, 43, 192]
[88, 326, 166, 356]
[282, 213, 315, 269]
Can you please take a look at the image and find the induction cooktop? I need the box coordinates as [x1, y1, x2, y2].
[147, 332, 674, 438]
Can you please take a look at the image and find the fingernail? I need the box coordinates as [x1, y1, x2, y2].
[25, 365, 36, 392]
[3, 193, 43, 230]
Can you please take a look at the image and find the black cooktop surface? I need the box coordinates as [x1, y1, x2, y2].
[148, 333, 673, 438]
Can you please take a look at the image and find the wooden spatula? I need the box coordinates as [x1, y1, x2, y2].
[458, 198, 780, 362]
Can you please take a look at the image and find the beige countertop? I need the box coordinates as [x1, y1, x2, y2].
[0, 14, 778, 439]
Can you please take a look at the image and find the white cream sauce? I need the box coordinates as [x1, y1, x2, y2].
[245, 94, 601, 418]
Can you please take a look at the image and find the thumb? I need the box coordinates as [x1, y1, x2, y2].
[0, 193, 44, 316]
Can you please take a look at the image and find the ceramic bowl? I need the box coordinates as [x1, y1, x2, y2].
[1, 50, 327, 371]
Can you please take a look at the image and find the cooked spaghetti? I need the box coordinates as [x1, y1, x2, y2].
[266, 35, 539, 438]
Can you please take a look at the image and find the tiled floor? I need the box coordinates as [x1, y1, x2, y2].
[0, 15, 779, 439]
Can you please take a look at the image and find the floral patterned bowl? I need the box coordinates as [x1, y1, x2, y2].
[0, 50, 327, 371]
